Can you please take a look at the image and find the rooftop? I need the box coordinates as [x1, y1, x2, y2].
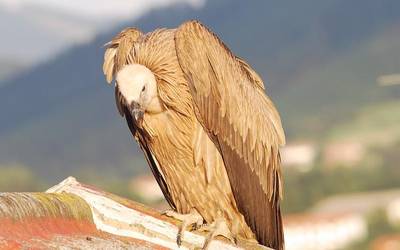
[0, 177, 270, 250]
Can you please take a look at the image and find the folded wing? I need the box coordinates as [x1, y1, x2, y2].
[175, 20, 285, 249]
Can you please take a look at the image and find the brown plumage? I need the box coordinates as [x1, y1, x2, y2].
[103, 20, 285, 249]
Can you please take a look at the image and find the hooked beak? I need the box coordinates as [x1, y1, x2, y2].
[130, 101, 144, 123]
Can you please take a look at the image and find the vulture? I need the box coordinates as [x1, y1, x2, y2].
[103, 20, 285, 250]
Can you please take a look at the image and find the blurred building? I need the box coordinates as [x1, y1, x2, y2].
[284, 212, 367, 250]
[312, 189, 400, 215]
[386, 197, 400, 226]
[281, 142, 316, 171]
[371, 234, 400, 250]
[323, 141, 365, 167]
[377, 74, 400, 86]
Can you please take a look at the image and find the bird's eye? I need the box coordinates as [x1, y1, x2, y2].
[142, 86, 146, 92]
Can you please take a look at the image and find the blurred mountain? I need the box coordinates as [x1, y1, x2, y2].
[0, 0, 399, 180]
[0, 59, 25, 85]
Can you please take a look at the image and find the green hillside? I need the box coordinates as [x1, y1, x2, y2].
[277, 23, 400, 139]
[326, 100, 400, 146]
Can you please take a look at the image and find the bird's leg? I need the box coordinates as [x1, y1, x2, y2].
[163, 208, 204, 246]
[197, 215, 235, 249]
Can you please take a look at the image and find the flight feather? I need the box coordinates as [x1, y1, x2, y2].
[175, 20, 285, 249]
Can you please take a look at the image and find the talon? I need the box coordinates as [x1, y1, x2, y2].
[200, 217, 235, 250]
[163, 208, 204, 246]
[177, 231, 182, 246]
[162, 209, 174, 217]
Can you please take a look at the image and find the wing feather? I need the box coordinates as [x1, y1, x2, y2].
[175, 20, 285, 249]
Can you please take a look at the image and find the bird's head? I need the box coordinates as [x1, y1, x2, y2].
[116, 64, 164, 122]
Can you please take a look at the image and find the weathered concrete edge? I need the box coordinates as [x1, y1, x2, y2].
[46, 176, 271, 250]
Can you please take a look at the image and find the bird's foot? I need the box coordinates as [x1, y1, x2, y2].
[162, 208, 204, 246]
[197, 217, 235, 249]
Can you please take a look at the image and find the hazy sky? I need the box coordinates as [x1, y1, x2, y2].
[0, 0, 204, 64]
[0, 0, 204, 20]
